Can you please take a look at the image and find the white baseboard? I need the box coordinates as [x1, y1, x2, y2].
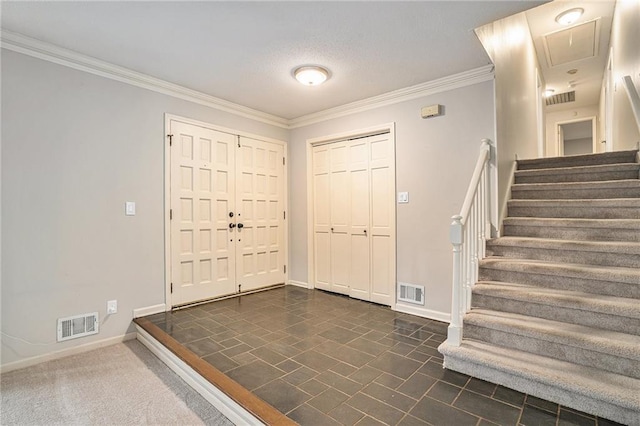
[394, 303, 451, 323]
[288, 280, 312, 289]
[133, 303, 167, 318]
[0, 332, 137, 373]
[135, 326, 262, 426]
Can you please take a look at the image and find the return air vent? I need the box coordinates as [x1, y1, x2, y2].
[546, 91, 575, 106]
[398, 283, 425, 305]
[57, 312, 99, 342]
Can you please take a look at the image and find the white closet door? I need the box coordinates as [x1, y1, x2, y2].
[329, 142, 351, 295]
[235, 136, 286, 292]
[348, 139, 371, 301]
[369, 133, 395, 306]
[170, 121, 236, 305]
[312, 145, 331, 291]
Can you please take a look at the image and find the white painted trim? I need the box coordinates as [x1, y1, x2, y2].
[306, 123, 397, 310]
[1, 30, 288, 129]
[0, 332, 137, 373]
[2, 30, 494, 130]
[498, 159, 518, 237]
[289, 65, 494, 128]
[164, 114, 288, 310]
[136, 326, 263, 426]
[133, 304, 167, 319]
[288, 280, 312, 289]
[393, 303, 451, 323]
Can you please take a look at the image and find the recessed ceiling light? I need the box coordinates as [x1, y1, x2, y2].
[567, 69, 578, 75]
[555, 8, 584, 25]
[294, 66, 329, 86]
[544, 89, 555, 97]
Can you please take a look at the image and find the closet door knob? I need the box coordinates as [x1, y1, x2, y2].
[229, 223, 236, 229]
[237, 223, 244, 229]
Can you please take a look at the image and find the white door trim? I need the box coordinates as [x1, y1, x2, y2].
[555, 116, 597, 157]
[306, 123, 396, 310]
[164, 114, 288, 310]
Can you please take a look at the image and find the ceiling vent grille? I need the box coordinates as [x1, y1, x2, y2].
[546, 91, 576, 106]
[57, 312, 99, 342]
[398, 283, 425, 305]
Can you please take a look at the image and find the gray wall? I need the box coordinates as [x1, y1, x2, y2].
[289, 81, 496, 319]
[1, 50, 287, 367]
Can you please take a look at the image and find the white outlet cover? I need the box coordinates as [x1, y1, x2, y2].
[397, 192, 409, 203]
[107, 300, 118, 314]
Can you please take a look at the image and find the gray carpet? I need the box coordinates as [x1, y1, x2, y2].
[0, 340, 233, 425]
[440, 150, 640, 426]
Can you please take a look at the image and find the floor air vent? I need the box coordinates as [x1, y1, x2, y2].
[57, 312, 99, 342]
[398, 283, 425, 305]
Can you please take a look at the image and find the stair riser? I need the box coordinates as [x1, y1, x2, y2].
[502, 225, 640, 242]
[464, 324, 640, 379]
[472, 293, 640, 335]
[507, 205, 639, 219]
[478, 267, 640, 299]
[515, 169, 640, 184]
[517, 153, 638, 170]
[511, 187, 640, 200]
[485, 246, 640, 268]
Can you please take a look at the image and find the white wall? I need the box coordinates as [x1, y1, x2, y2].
[289, 81, 496, 320]
[545, 105, 599, 157]
[1, 50, 288, 368]
[609, 0, 640, 150]
[476, 12, 540, 227]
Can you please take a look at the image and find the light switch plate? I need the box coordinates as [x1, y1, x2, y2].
[125, 202, 136, 216]
[397, 192, 409, 203]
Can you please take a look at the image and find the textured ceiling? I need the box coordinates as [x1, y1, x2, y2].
[1, 1, 546, 120]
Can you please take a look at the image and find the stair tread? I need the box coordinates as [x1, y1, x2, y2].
[516, 150, 639, 170]
[465, 309, 640, 359]
[503, 217, 640, 228]
[508, 197, 640, 206]
[515, 162, 640, 176]
[481, 256, 640, 283]
[512, 179, 640, 190]
[474, 281, 640, 318]
[439, 340, 640, 409]
[487, 236, 640, 254]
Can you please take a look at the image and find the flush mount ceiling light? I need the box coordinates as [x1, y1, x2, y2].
[294, 66, 329, 86]
[544, 89, 555, 97]
[555, 8, 584, 25]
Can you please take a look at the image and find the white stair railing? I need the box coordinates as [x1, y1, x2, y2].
[622, 75, 640, 134]
[448, 139, 494, 346]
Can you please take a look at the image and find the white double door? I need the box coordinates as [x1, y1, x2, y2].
[169, 119, 286, 307]
[312, 133, 396, 306]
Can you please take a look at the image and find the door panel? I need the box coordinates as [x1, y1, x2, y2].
[235, 136, 285, 292]
[170, 121, 236, 305]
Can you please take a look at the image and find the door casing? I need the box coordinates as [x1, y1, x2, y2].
[164, 114, 288, 310]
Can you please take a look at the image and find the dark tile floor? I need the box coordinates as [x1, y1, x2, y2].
[145, 286, 622, 426]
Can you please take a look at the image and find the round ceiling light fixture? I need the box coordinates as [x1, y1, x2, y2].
[294, 66, 329, 86]
[555, 8, 584, 25]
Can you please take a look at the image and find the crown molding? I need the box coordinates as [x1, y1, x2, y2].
[2, 29, 494, 130]
[0, 30, 289, 129]
[287, 64, 495, 128]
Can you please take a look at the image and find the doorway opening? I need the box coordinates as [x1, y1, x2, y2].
[556, 117, 597, 156]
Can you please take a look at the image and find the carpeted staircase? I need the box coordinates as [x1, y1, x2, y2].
[440, 150, 640, 425]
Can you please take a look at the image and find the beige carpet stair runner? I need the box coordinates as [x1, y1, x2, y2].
[440, 150, 640, 425]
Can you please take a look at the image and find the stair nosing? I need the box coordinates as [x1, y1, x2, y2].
[486, 236, 640, 254]
[515, 163, 640, 176]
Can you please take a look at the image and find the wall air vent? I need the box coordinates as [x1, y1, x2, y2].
[546, 91, 576, 106]
[57, 312, 99, 342]
[398, 283, 425, 305]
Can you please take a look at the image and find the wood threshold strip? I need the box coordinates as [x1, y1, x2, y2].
[134, 317, 296, 426]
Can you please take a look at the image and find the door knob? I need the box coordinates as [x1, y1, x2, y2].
[229, 223, 236, 229]
[229, 212, 234, 218]
[237, 223, 244, 229]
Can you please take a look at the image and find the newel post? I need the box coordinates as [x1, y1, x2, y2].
[448, 215, 463, 346]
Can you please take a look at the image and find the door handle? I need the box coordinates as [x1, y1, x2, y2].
[229, 223, 236, 229]
[364, 229, 367, 236]
[237, 223, 244, 229]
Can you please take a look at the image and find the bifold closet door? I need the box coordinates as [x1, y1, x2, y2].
[170, 121, 286, 307]
[311, 133, 395, 306]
